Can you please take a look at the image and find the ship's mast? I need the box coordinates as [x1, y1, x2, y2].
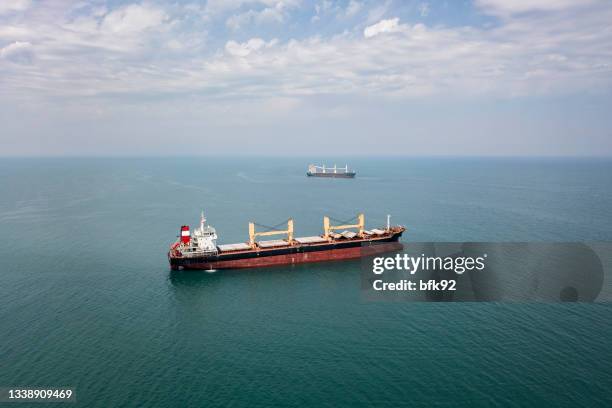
[387, 214, 391, 231]
[200, 211, 206, 231]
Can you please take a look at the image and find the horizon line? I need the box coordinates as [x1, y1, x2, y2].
[1, 154, 612, 159]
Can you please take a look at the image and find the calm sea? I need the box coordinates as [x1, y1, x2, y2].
[1, 157, 611, 407]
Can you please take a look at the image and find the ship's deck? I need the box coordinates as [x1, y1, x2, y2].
[214, 226, 405, 256]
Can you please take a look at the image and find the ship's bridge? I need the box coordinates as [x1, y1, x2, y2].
[191, 212, 218, 254]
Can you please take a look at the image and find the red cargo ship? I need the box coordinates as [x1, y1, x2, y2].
[168, 212, 405, 270]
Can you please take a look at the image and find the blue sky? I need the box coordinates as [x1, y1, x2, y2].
[1, 0, 611, 156]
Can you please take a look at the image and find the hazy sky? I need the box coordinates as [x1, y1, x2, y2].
[1, 0, 611, 156]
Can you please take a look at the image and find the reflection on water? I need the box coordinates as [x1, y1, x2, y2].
[168, 269, 223, 289]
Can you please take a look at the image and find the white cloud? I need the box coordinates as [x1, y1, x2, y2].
[475, 0, 595, 16]
[205, 0, 272, 15]
[345, 0, 362, 17]
[52, 3, 181, 55]
[0, 40, 32, 62]
[100, 4, 167, 33]
[312, 0, 362, 21]
[226, 11, 253, 29]
[206, 0, 300, 16]
[258, 6, 285, 22]
[0, 24, 31, 40]
[419, 2, 430, 17]
[314, 0, 333, 16]
[226, 6, 284, 30]
[311, 0, 336, 22]
[0, 0, 611, 106]
[363, 18, 402, 38]
[225, 1, 299, 30]
[225, 37, 276, 57]
[366, 0, 391, 23]
[0, 0, 30, 15]
[1, 0, 612, 156]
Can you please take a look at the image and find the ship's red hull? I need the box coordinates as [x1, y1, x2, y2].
[180, 242, 403, 270]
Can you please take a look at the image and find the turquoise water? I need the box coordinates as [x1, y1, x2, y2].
[1, 157, 611, 407]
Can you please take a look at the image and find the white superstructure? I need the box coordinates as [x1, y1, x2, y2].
[179, 211, 218, 257]
[308, 164, 351, 174]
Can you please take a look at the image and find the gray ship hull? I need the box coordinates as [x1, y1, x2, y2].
[306, 171, 356, 178]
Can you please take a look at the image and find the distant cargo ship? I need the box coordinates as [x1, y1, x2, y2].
[307, 164, 356, 178]
[169, 212, 404, 270]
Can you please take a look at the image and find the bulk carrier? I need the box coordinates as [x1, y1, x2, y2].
[168, 212, 405, 270]
[307, 164, 356, 178]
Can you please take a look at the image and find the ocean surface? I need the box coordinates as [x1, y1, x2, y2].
[1, 157, 611, 407]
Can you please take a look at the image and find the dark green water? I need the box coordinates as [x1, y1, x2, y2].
[1, 157, 611, 407]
